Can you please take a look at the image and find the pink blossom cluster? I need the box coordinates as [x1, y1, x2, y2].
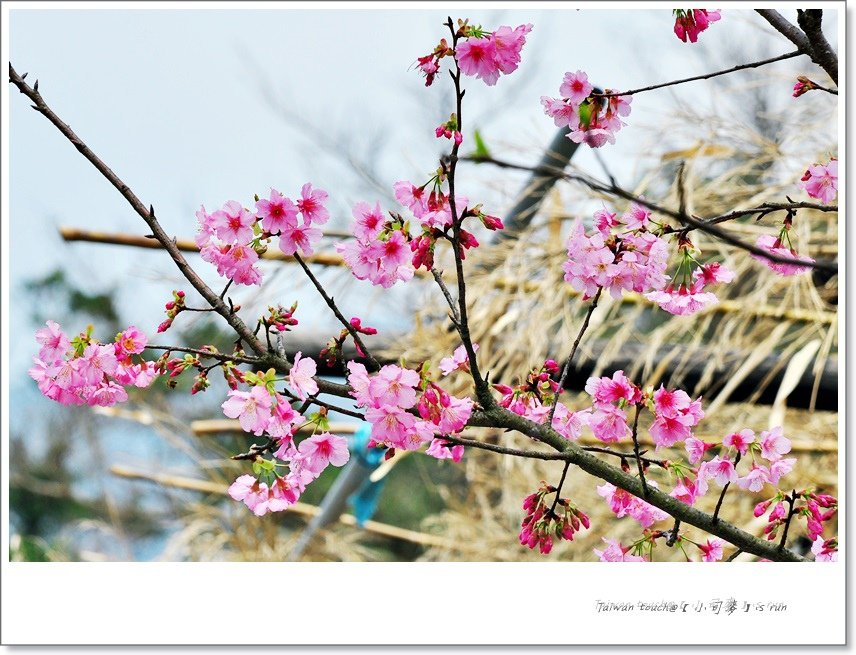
[800, 158, 837, 204]
[493, 360, 588, 441]
[454, 23, 533, 86]
[519, 483, 591, 554]
[542, 71, 632, 148]
[228, 432, 350, 516]
[157, 289, 186, 333]
[673, 9, 721, 43]
[29, 321, 158, 407]
[755, 489, 837, 546]
[682, 427, 795, 504]
[346, 361, 473, 461]
[195, 184, 328, 286]
[337, 202, 415, 288]
[593, 537, 647, 562]
[597, 482, 670, 528]
[811, 536, 838, 562]
[752, 224, 815, 276]
[645, 260, 735, 316]
[562, 207, 670, 301]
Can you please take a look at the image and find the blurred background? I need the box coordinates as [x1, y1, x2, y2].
[7, 6, 838, 561]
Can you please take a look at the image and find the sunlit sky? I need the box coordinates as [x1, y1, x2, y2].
[7, 5, 837, 389]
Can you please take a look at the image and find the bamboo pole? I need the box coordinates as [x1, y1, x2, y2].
[188, 419, 838, 454]
[110, 464, 471, 552]
[59, 226, 837, 325]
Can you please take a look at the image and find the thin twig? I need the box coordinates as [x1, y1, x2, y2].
[443, 18, 491, 408]
[667, 519, 681, 547]
[580, 445, 666, 469]
[549, 461, 571, 513]
[630, 404, 649, 498]
[778, 490, 798, 551]
[145, 344, 262, 366]
[292, 252, 380, 372]
[548, 287, 603, 425]
[712, 452, 742, 522]
[593, 50, 803, 98]
[430, 267, 461, 325]
[8, 64, 268, 354]
[463, 155, 836, 273]
[726, 548, 744, 562]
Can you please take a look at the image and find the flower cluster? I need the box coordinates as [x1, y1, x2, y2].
[563, 206, 669, 301]
[542, 71, 632, 148]
[195, 184, 328, 286]
[673, 9, 721, 43]
[753, 218, 815, 276]
[157, 290, 186, 333]
[800, 158, 837, 204]
[228, 431, 350, 516]
[811, 536, 838, 562]
[755, 489, 837, 546]
[593, 537, 647, 562]
[337, 202, 415, 288]
[493, 360, 588, 441]
[561, 204, 735, 315]
[415, 20, 532, 88]
[29, 321, 158, 407]
[597, 482, 670, 527]
[347, 361, 473, 460]
[520, 483, 591, 554]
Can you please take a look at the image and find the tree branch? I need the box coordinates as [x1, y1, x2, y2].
[593, 50, 803, 99]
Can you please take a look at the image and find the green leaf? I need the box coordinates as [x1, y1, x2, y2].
[470, 128, 491, 159]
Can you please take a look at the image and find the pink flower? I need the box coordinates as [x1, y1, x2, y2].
[645, 284, 718, 316]
[792, 76, 817, 98]
[393, 181, 428, 216]
[279, 223, 323, 257]
[368, 364, 420, 409]
[297, 432, 350, 474]
[551, 403, 587, 441]
[114, 326, 148, 357]
[649, 412, 694, 448]
[365, 404, 416, 448]
[268, 476, 300, 511]
[701, 456, 738, 487]
[752, 233, 815, 276]
[228, 474, 271, 516]
[256, 188, 298, 233]
[221, 386, 272, 435]
[698, 538, 725, 562]
[800, 159, 837, 203]
[768, 457, 796, 486]
[811, 536, 838, 562]
[210, 200, 256, 244]
[692, 262, 735, 287]
[588, 405, 630, 443]
[455, 36, 500, 85]
[758, 426, 791, 462]
[671, 476, 703, 506]
[77, 343, 119, 386]
[585, 370, 640, 407]
[652, 385, 691, 418]
[559, 70, 593, 105]
[351, 201, 385, 240]
[673, 9, 721, 43]
[594, 538, 646, 562]
[440, 343, 478, 376]
[597, 482, 668, 527]
[346, 361, 373, 407]
[426, 438, 464, 462]
[35, 320, 71, 363]
[491, 23, 532, 75]
[288, 352, 319, 400]
[621, 203, 651, 231]
[684, 436, 711, 465]
[296, 183, 329, 225]
[722, 428, 755, 456]
[455, 24, 532, 86]
[736, 464, 770, 493]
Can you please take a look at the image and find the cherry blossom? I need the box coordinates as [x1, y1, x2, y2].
[800, 159, 838, 203]
[673, 9, 721, 43]
[288, 352, 319, 400]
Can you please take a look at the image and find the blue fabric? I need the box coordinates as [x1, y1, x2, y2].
[348, 423, 387, 526]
